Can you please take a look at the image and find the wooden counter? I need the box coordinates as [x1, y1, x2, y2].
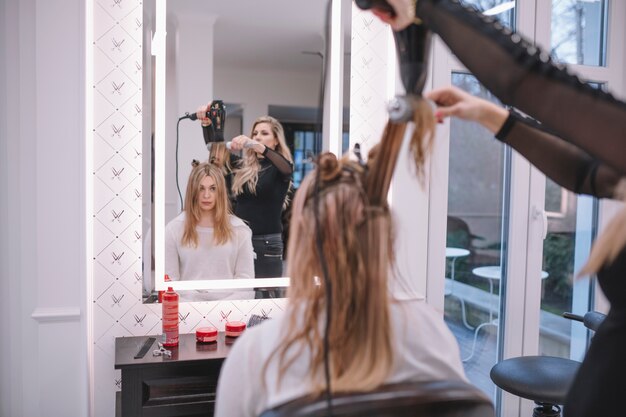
[115, 332, 235, 417]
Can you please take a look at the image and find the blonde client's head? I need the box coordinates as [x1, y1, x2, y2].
[268, 96, 436, 394]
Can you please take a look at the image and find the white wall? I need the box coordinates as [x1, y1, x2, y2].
[1, 0, 88, 416]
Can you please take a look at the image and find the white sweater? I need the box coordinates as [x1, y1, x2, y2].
[164, 213, 255, 300]
[215, 296, 467, 417]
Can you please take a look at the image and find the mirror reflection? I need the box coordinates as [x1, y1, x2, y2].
[142, 0, 328, 302]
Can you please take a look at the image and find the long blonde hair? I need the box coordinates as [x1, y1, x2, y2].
[182, 162, 233, 247]
[231, 116, 294, 195]
[208, 142, 232, 175]
[266, 96, 435, 395]
[580, 179, 626, 275]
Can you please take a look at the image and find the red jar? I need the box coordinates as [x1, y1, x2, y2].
[225, 321, 246, 338]
[196, 327, 218, 343]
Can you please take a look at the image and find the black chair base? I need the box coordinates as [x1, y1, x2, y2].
[533, 402, 561, 417]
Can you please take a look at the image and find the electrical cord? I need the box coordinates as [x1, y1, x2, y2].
[175, 117, 184, 210]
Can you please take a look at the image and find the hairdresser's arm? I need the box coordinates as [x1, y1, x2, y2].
[230, 135, 293, 177]
[373, 0, 626, 176]
[427, 87, 623, 199]
[262, 147, 294, 177]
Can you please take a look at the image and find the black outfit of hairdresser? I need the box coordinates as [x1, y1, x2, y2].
[202, 119, 293, 290]
[493, 110, 626, 417]
[232, 148, 292, 280]
[386, 1, 626, 415]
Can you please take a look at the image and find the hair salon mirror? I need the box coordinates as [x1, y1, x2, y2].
[142, 0, 354, 302]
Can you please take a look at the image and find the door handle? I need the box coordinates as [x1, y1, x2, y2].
[532, 206, 548, 240]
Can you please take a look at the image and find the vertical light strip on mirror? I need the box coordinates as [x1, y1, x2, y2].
[85, 0, 95, 414]
[328, 0, 343, 157]
[387, 26, 397, 205]
[154, 0, 167, 290]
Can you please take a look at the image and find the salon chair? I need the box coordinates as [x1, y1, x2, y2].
[259, 380, 494, 417]
[490, 311, 606, 417]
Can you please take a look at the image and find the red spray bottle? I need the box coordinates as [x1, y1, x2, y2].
[161, 286, 179, 347]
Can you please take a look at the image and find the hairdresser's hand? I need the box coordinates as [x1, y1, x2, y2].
[425, 86, 509, 134]
[229, 135, 266, 154]
[196, 103, 212, 127]
[370, 0, 416, 31]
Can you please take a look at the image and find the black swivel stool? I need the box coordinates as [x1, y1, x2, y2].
[490, 356, 579, 417]
[490, 311, 605, 417]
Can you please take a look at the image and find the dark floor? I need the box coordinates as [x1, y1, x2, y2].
[446, 318, 498, 401]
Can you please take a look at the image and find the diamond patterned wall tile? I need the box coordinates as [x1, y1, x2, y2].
[95, 25, 140, 73]
[178, 303, 205, 334]
[351, 12, 388, 44]
[118, 303, 161, 336]
[93, 3, 145, 416]
[96, 281, 138, 321]
[116, 141, 143, 174]
[92, 135, 115, 170]
[205, 303, 249, 331]
[93, 258, 116, 301]
[93, 47, 117, 86]
[96, 108, 140, 146]
[349, 4, 391, 153]
[93, 185, 116, 220]
[93, 347, 119, 417]
[117, 262, 142, 294]
[120, 6, 143, 45]
[96, 0, 141, 27]
[93, 1, 117, 41]
[118, 95, 143, 131]
[96, 69, 138, 110]
[94, 197, 137, 237]
[118, 181, 142, 209]
[93, 216, 116, 256]
[94, 302, 117, 342]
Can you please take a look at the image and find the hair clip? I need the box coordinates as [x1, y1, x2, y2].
[353, 143, 365, 167]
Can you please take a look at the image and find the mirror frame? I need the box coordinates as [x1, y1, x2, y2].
[153, 0, 347, 292]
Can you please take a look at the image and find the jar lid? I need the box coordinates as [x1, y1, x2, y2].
[225, 321, 246, 332]
[196, 326, 218, 337]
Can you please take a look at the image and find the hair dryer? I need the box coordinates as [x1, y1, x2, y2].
[355, 0, 432, 121]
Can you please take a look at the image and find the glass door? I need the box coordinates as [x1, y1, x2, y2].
[440, 0, 516, 402]
[429, 0, 621, 415]
[443, 73, 509, 399]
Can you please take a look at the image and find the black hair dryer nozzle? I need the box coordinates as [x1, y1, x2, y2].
[393, 23, 432, 97]
[354, 0, 432, 121]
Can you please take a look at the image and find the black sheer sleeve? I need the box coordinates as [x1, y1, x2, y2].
[495, 110, 623, 199]
[262, 146, 293, 178]
[415, 0, 626, 175]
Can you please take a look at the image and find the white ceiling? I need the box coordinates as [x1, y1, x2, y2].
[169, 0, 330, 72]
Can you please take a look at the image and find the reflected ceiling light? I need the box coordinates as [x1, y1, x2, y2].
[483, 1, 515, 16]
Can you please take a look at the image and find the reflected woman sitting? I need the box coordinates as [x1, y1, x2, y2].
[165, 161, 254, 301]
